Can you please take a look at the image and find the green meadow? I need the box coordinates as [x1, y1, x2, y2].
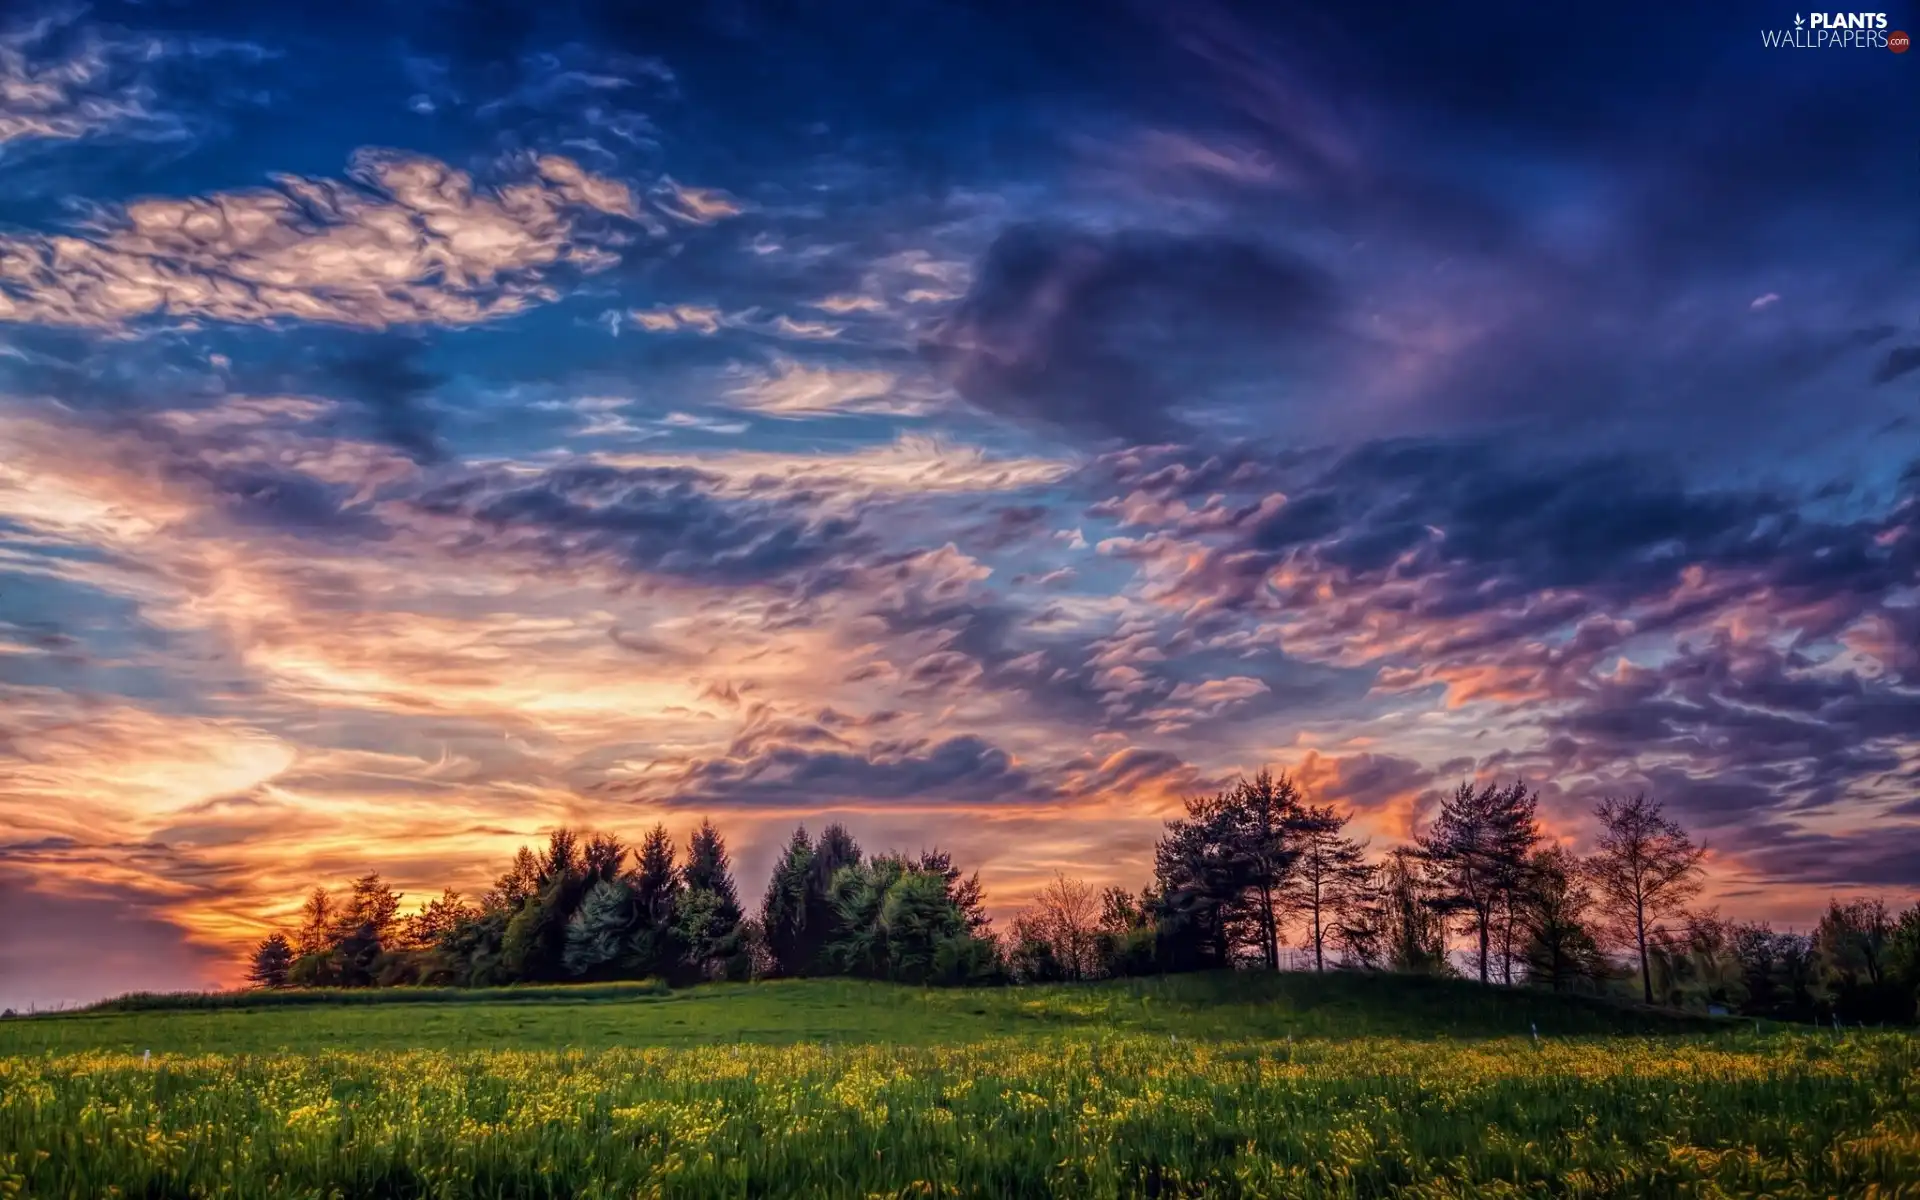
[2, 974, 1914, 1198]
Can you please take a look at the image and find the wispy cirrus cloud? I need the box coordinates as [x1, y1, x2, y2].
[0, 8, 267, 153]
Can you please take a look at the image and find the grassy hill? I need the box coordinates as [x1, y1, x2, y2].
[0, 970, 1710, 1056]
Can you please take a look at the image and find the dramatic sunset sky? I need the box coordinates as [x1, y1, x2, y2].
[1, 0, 1916, 1009]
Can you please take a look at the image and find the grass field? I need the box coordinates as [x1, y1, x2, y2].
[2, 974, 1915, 1197]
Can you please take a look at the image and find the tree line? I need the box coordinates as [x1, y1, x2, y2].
[247, 819, 997, 991]
[247, 774, 1920, 1024]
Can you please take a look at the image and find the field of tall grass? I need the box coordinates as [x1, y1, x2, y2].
[2, 975, 1913, 1197]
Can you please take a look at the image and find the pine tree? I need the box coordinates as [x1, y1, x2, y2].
[627, 824, 684, 978]
[684, 819, 743, 926]
[760, 826, 814, 976]
[1233, 771, 1305, 971]
[1282, 804, 1370, 971]
[246, 933, 294, 988]
[564, 878, 639, 978]
[803, 824, 862, 973]
[681, 819, 746, 980]
[294, 887, 335, 957]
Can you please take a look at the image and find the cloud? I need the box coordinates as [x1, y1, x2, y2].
[1873, 346, 1920, 385]
[650, 732, 1043, 809]
[629, 304, 723, 334]
[722, 359, 916, 418]
[0, 151, 640, 330]
[593, 436, 1071, 498]
[0, 10, 264, 153]
[650, 176, 742, 224]
[923, 224, 1334, 442]
[321, 336, 445, 464]
[412, 461, 876, 591]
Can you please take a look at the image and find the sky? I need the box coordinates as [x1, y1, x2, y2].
[0, 0, 1916, 1009]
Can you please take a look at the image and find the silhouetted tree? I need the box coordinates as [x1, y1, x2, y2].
[246, 933, 293, 989]
[540, 828, 583, 887]
[1518, 845, 1605, 992]
[626, 824, 684, 978]
[1332, 860, 1387, 969]
[486, 846, 543, 914]
[1094, 886, 1158, 977]
[1233, 771, 1306, 970]
[294, 887, 335, 957]
[1023, 873, 1100, 980]
[1381, 848, 1449, 974]
[1283, 805, 1369, 971]
[807, 825, 863, 971]
[1153, 789, 1254, 971]
[1418, 780, 1540, 984]
[582, 832, 627, 884]
[1585, 793, 1706, 1004]
[1814, 898, 1911, 1023]
[399, 889, 473, 952]
[1008, 910, 1065, 982]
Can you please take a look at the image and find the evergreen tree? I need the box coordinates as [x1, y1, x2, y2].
[246, 933, 294, 988]
[802, 824, 862, 973]
[294, 887, 335, 957]
[1152, 789, 1253, 970]
[399, 889, 474, 952]
[1518, 845, 1605, 992]
[760, 826, 814, 976]
[681, 819, 746, 980]
[502, 886, 570, 982]
[1233, 771, 1305, 970]
[684, 819, 743, 926]
[582, 832, 628, 884]
[486, 846, 543, 914]
[627, 824, 684, 978]
[564, 878, 639, 978]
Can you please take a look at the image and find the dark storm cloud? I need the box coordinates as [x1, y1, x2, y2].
[413, 462, 875, 591]
[923, 225, 1334, 442]
[654, 732, 1043, 809]
[322, 337, 446, 466]
[181, 460, 389, 538]
[1875, 346, 1920, 386]
[1094, 437, 1915, 623]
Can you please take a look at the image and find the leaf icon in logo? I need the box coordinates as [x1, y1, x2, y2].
[1794, 12, 1804, 25]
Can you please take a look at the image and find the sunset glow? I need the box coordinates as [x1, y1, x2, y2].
[2, 0, 1915, 1010]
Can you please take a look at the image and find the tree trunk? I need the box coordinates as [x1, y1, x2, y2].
[1312, 903, 1324, 972]
[1636, 899, 1652, 1005]
[1260, 882, 1278, 970]
[1477, 916, 1490, 984]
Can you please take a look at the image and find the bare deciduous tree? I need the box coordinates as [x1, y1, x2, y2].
[1585, 793, 1706, 1005]
[1028, 873, 1101, 980]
